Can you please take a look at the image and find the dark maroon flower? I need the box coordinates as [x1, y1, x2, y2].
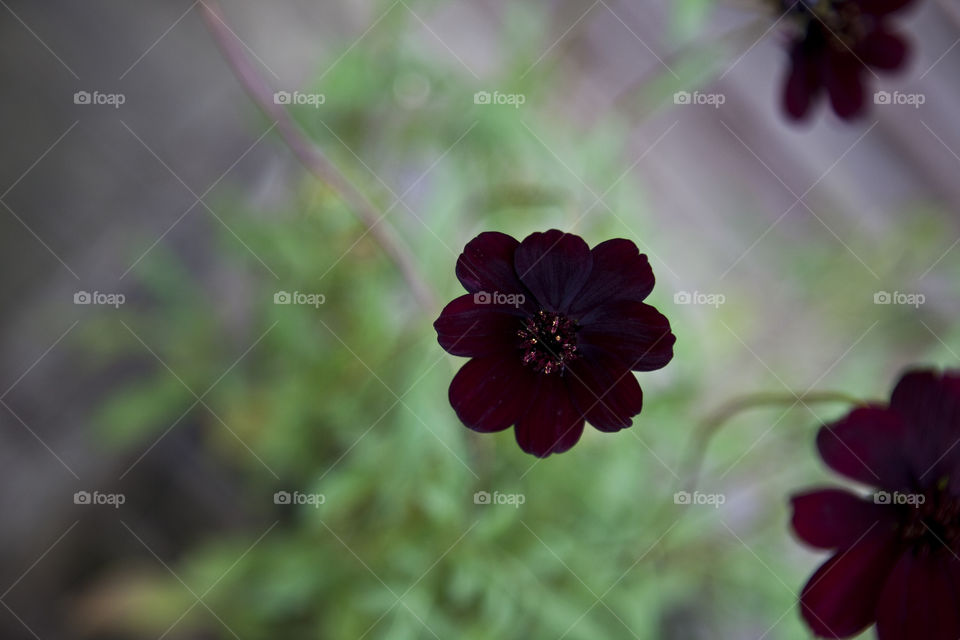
[434, 230, 675, 457]
[778, 0, 915, 120]
[791, 369, 960, 639]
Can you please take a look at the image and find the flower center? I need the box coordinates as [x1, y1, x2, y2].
[517, 310, 579, 375]
[900, 482, 960, 552]
[778, 0, 868, 50]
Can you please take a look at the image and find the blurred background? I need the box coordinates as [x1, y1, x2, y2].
[2, 0, 960, 638]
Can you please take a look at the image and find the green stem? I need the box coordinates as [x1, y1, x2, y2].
[200, 0, 437, 314]
[681, 390, 867, 493]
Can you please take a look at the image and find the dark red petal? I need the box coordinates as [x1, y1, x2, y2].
[567, 238, 654, 315]
[783, 40, 822, 120]
[449, 356, 537, 433]
[816, 407, 912, 490]
[889, 369, 960, 434]
[876, 552, 960, 640]
[514, 229, 593, 313]
[791, 488, 897, 550]
[577, 300, 675, 372]
[514, 374, 585, 457]
[800, 533, 902, 638]
[859, 0, 917, 16]
[566, 350, 644, 432]
[824, 51, 866, 120]
[434, 294, 523, 357]
[889, 369, 960, 487]
[456, 231, 526, 295]
[859, 29, 908, 70]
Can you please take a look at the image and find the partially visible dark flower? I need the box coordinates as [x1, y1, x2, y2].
[434, 230, 675, 458]
[778, 0, 915, 120]
[791, 369, 960, 639]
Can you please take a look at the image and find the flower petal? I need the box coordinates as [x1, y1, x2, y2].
[783, 38, 823, 120]
[514, 229, 592, 313]
[800, 532, 902, 639]
[434, 294, 523, 357]
[859, 0, 917, 16]
[816, 407, 913, 490]
[514, 374, 585, 457]
[791, 488, 897, 550]
[456, 231, 527, 296]
[566, 349, 644, 432]
[567, 238, 654, 314]
[577, 300, 675, 372]
[890, 369, 960, 436]
[824, 51, 865, 120]
[889, 369, 960, 483]
[876, 552, 960, 640]
[859, 28, 908, 70]
[449, 356, 537, 433]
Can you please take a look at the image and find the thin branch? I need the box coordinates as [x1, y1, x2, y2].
[680, 390, 866, 492]
[638, 390, 866, 545]
[199, 0, 437, 313]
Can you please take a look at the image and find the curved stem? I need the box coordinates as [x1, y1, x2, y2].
[641, 390, 866, 545]
[200, 0, 437, 313]
[680, 390, 866, 492]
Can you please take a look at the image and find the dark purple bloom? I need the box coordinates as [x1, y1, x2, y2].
[791, 369, 960, 639]
[434, 230, 675, 458]
[779, 0, 915, 120]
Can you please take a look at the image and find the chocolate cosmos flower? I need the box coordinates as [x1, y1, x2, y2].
[791, 369, 960, 639]
[434, 230, 675, 458]
[779, 0, 915, 120]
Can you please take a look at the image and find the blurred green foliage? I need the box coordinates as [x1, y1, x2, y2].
[74, 1, 960, 638]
